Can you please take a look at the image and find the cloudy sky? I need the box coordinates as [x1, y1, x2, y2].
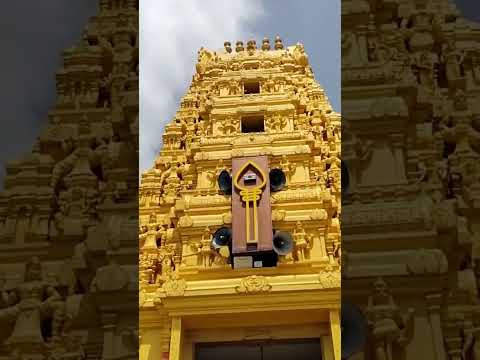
[140, 0, 340, 174]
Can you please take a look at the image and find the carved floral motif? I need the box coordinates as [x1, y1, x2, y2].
[161, 273, 187, 297]
[235, 276, 272, 294]
[318, 268, 341, 289]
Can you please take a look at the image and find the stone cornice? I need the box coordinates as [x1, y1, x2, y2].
[142, 272, 340, 314]
[140, 272, 340, 318]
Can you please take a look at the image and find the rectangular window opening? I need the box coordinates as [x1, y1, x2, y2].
[244, 81, 260, 94]
[241, 115, 265, 133]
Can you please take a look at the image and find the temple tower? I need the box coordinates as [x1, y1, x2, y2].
[139, 36, 341, 360]
[0, 2, 138, 360]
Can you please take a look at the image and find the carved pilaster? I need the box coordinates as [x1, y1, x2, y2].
[426, 294, 448, 360]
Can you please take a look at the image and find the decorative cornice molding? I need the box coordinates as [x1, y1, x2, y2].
[235, 275, 272, 295]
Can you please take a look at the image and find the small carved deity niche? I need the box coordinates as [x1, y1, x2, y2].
[218, 116, 239, 136]
[14, 206, 32, 245]
[268, 113, 288, 133]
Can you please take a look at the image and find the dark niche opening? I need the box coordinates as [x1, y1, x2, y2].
[241, 115, 265, 133]
[244, 81, 260, 94]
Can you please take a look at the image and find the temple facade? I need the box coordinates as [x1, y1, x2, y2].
[342, 0, 480, 359]
[0, 1, 138, 360]
[139, 38, 341, 359]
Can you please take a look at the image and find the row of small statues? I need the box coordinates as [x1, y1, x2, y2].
[196, 40, 310, 77]
[223, 36, 285, 53]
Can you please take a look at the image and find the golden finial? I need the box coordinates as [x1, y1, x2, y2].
[235, 41, 244, 52]
[274, 35, 284, 50]
[261, 37, 271, 51]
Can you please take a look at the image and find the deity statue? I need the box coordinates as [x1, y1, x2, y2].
[261, 37, 271, 51]
[224, 41, 232, 54]
[235, 41, 244, 53]
[309, 109, 325, 139]
[220, 116, 238, 135]
[96, 74, 112, 108]
[274, 36, 284, 50]
[333, 240, 341, 266]
[365, 278, 414, 360]
[157, 244, 176, 282]
[326, 154, 341, 192]
[196, 47, 213, 75]
[199, 227, 214, 268]
[293, 221, 309, 262]
[463, 326, 480, 360]
[228, 80, 241, 96]
[246, 40, 257, 55]
[292, 43, 309, 67]
[262, 76, 275, 93]
[441, 38, 465, 81]
[280, 155, 296, 183]
[0, 257, 63, 351]
[139, 252, 158, 285]
[270, 114, 287, 133]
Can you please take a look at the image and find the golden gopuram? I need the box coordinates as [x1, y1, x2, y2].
[0, 2, 139, 360]
[139, 37, 341, 360]
[342, 0, 480, 359]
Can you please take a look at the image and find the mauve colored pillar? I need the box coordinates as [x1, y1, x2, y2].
[231, 155, 273, 254]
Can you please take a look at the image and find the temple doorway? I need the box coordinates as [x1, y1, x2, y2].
[195, 339, 322, 360]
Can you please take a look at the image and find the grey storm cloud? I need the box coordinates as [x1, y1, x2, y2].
[0, 1, 97, 186]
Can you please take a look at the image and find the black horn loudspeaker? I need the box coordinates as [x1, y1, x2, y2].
[218, 170, 232, 195]
[269, 168, 286, 192]
[272, 230, 294, 255]
[341, 303, 368, 359]
[212, 227, 232, 249]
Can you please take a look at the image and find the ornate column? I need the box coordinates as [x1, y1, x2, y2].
[329, 309, 341, 360]
[426, 294, 447, 360]
[168, 317, 183, 360]
[139, 329, 151, 360]
[160, 312, 171, 360]
[101, 313, 117, 360]
[444, 319, 463, 360]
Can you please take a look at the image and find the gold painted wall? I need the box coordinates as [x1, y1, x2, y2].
[139, 37, 341, 360]
[342, 0, 480, 359]
[0, 1, 139, 360]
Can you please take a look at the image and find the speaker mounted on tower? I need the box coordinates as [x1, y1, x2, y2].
[269, 168, 286, 192]
[212, 227, 232, 262]
[218, 169, 232, 195]
[272, 230, 294, 255]
[212, 227, 232, 248]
